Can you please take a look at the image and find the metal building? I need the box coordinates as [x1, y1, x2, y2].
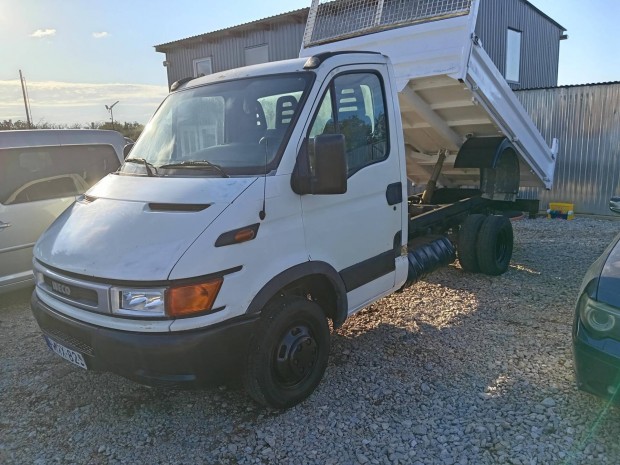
[155, 0, 566, 90]
[476, 0, 566, 90]
[516, 82, 620, 216]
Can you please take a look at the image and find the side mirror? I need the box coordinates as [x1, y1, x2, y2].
[312, 134, 348, 194]
[292, 134, 348, 195]
[123, 143, 134, 159]
[610, 196, 620, 214]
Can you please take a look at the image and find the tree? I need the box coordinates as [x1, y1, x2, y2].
[0, 120, 145, 140]
[0, 119, 31, 130]
[97, 121, 144, 141]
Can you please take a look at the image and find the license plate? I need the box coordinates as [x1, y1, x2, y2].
[44, 335, 87, 370]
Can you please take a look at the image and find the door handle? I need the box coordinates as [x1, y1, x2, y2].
[0, 221, 11, 231]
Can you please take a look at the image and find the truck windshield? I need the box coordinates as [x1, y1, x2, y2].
[121, 73, 313, 177]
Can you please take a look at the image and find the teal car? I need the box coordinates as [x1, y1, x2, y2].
[573, 197, 620, 399]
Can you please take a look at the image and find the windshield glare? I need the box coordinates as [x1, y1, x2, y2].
[122, 73, 312, 177]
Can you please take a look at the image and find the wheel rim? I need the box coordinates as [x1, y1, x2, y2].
[273, 324, 318, 387]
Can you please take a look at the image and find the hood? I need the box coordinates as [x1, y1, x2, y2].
[597, 232, 620, 307]
[34, 174, 256, 281]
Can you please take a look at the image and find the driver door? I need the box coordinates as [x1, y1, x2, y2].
[299, 67, 403, 313]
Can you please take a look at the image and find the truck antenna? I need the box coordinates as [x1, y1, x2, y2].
[259, 138, 268, 220]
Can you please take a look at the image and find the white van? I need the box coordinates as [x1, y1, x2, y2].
[0, 130, 125, 293]
[30, 0, 557, 408]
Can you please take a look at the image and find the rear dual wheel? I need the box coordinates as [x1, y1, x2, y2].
[476, 215, 514, 275]
[457, 214, 486, 272]
[458, 214, 513, 275]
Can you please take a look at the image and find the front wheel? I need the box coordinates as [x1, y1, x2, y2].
[243, 296, 330, 409]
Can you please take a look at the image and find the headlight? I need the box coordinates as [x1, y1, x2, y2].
[111, 287, 167, 317]
[110, 278, 223, 318]
[578, 293, 620, 338]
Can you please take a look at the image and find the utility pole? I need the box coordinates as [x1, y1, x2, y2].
[19, 70, 32, 129]
[105, 101, 119, 130]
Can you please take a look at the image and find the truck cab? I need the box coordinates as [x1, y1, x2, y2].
[31, 54, 412, 408]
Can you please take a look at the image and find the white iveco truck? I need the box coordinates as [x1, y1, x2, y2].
[31, 0, 557, 408]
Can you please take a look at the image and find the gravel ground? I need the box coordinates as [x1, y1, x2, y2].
[2, 217, 620, 465]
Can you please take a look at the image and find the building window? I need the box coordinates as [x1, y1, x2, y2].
[505, 29, 521, 83]
[193, 57, 213, 77]
[245, 45, 269, 66]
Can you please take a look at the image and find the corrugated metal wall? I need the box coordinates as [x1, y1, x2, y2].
[516, 83, 620, 216]
[476, 0, 562, 89]
[164, 22, 306, 85]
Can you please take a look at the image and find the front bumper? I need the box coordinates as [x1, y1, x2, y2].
[31, 291, 258, 387]
[573, 319, 620, 400]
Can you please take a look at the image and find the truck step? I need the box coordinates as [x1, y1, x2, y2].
[401, 236, 456, 289]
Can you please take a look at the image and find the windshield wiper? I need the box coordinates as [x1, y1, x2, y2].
[124, 158, 158, 177]
[158, 160, 229, 178]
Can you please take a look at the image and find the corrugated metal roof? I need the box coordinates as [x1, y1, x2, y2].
[154, 8, 309, 51]
[154, 0, 564, 52]
[516, 81, 620, 92]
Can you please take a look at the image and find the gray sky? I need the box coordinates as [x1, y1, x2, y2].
[0, 0, 617, 125]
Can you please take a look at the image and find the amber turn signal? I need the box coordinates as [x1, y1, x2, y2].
[214, 223, 260, 247]
[233, 228, 256, 243]
[166, 278, 223, 317]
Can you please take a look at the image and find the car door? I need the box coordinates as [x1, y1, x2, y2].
[0, 145, 121, 291]
[0, 192, 75, 290]
[299, 67, 403, 313]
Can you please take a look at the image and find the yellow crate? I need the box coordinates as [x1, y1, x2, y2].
[547, 202, 574, 220]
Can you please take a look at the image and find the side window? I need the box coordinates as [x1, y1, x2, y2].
[11, 176, 84, 204]
[309, 88, 333, 138]
[0, 145, 120, 205]
[308, 72, 389, 176]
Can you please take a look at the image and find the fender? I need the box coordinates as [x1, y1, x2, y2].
[454, 136, 517, 169]
[246, 261, 348, 327]
[454, 137, 520, 201]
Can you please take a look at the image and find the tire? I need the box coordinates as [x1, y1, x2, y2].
[476, 215, 514, 276]
[243, 296, 330, 409]
[457, 214, 486, 272]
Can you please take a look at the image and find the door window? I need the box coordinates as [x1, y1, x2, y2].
[0, 145, 120, 205]
[308, 72, 389, 176]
